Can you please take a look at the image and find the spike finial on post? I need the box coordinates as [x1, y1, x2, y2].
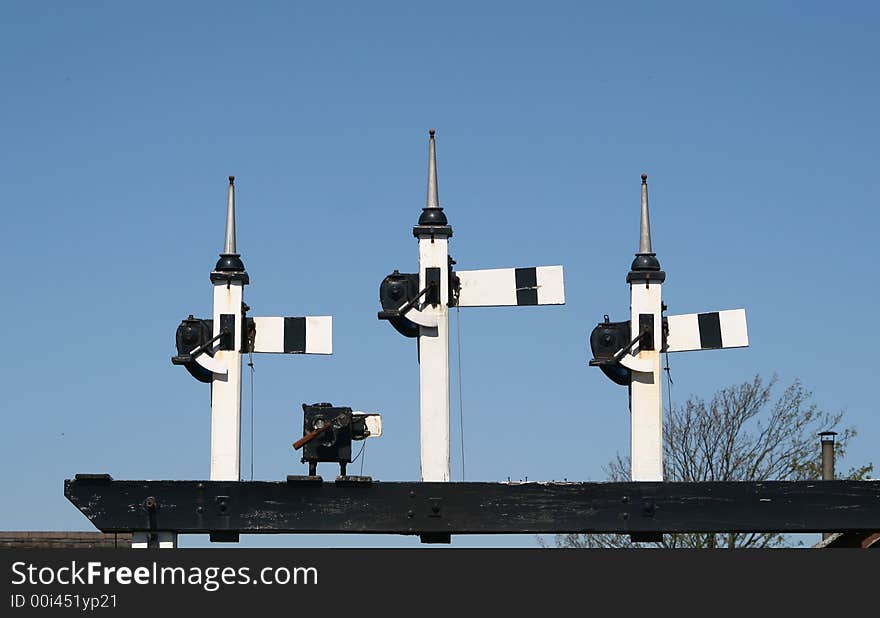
[627, 173, 664, 281]
[426, 129, 439, 210]
[212, 176, 248, 280]
[416, 129, 450, 228]
[224, 176, 237, 255]
[639, 173, 652, 254]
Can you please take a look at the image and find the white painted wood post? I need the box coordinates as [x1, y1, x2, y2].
[413, 130, 453, 482]
[210, 281, 244, 481]
[208, 177, 248, 482]
[629, 279, 664, 482]
[626, 174, 665, 482]
[416, 234, 450, 482]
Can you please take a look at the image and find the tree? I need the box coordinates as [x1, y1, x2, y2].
[556, 374, 873, 549]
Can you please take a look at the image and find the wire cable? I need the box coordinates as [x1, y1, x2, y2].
[455, 305, 465, 480]
[247, 352, 255, 481]
[351, 439, 367, 475]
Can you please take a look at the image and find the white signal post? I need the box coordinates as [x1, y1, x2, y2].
[618, 175, 749, 481]
[209, 282, 246, 481]
[209, 177, 249, 481]
[398, 130, 565, 482]
[622, 175, 665, 481]
[414, 131, 452, 481]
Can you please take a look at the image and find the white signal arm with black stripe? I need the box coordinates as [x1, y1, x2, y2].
[664, 309, 748, 352]
[380, 130, 565, 482]
[454, 266, 565, 307]
[251, 316, 333, 354]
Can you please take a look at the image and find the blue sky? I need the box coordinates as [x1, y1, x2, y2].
[1, 2, 877, 547]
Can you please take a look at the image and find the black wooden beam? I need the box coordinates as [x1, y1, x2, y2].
[64, 476, 880, 537]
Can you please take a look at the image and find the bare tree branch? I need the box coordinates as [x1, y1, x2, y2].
[557, 375, 874, 549]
